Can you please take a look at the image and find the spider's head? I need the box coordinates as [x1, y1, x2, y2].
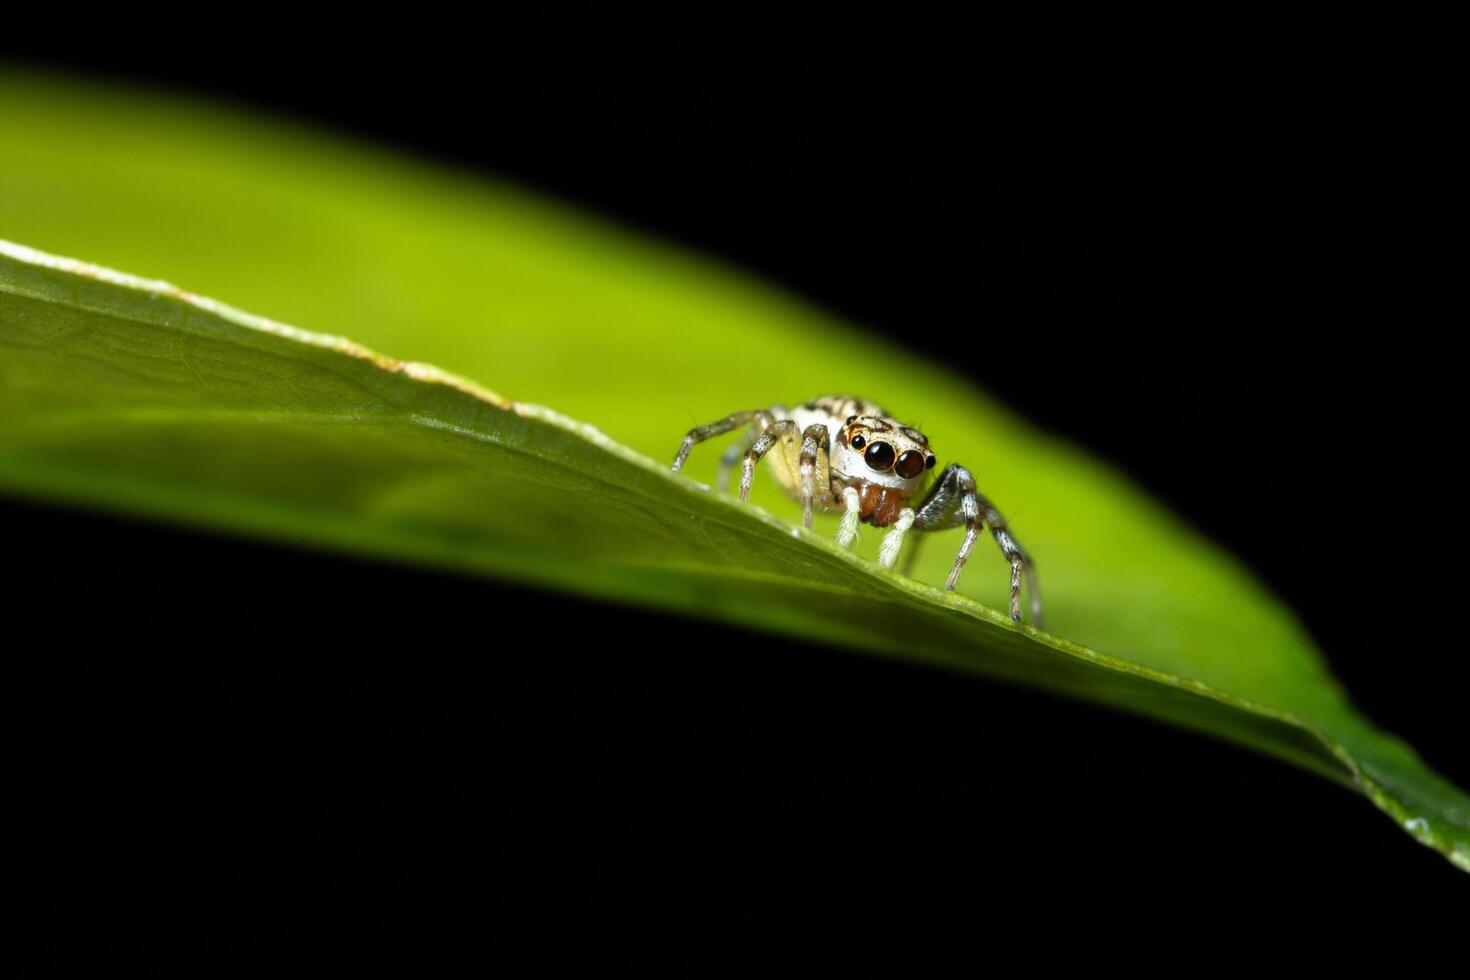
[833, 414, 937, 489]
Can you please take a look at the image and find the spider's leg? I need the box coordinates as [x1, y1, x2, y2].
[913, 463, 1042, 627]
[672, 409, 776, 473]
[798, 423, 831, 529]
[877, 508, 917, 569]
[836, 486, 861, 549]
[716, 431, 757, 494]
[739, 420, 799, 502]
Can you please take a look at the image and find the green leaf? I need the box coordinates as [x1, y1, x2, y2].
[2, 72, 1467, 870]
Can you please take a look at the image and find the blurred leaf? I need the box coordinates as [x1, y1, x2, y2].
[2, 72, 1467, 870]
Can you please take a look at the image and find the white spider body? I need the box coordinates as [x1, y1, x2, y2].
[671, 394, 1043, 626]
[762, 397, 925, 511]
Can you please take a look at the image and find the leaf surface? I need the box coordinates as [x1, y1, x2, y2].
[1, 74, 1466, 869]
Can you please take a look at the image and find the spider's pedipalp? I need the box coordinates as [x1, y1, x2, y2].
[914, 463, 1042, 627]
[877, 507, 916, 569]
[837, 486, 861, 549]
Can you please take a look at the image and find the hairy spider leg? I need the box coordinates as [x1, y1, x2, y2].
[797, 423, 831, 529]
[913, 463, 1043, 627]
[739, 419, 799, 502]
[716, 432, 756, 493]
[674, 411, 837, 528]
[672, 409, 777, 475]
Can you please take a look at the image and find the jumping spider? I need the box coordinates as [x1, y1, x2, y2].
[672, 394, 1043, 626]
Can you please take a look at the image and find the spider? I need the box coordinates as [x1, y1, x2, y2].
[671, 394, 1043, 627]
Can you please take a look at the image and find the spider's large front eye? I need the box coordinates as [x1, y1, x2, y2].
[864, 441, 896, 471]
[895, 449, 927, 479]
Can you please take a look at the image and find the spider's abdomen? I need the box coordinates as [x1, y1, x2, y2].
[801, 394, 886, 420]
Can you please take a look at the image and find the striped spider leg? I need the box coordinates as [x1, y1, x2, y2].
[912, 463, 1043, 627]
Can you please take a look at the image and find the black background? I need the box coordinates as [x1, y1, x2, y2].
[6, 27, 1465, 966]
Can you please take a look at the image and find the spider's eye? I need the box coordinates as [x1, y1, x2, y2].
[850, 433, 866, 450]
[925, 454, 937, 470]
[846, 415, 858, 424]
[864, 441, 896, 471]
[895, 449, 927, 479]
